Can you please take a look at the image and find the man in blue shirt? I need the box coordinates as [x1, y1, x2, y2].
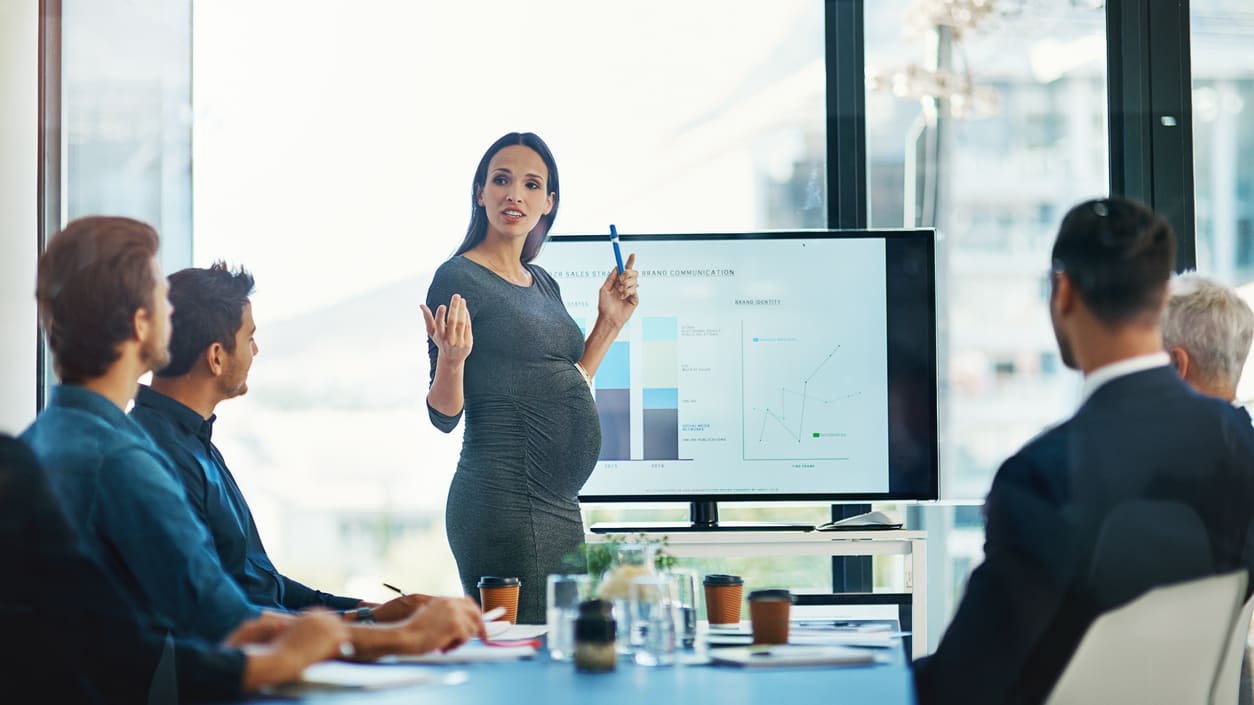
[23, 216, 486, 663]
[13, 216, 357, 699]
[130, 262, 424, 623]
[1, 432, 352, 702]
[22, 217, 263, 642]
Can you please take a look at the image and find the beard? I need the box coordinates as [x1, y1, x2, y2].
[219, 364, 250, 399]
[140, 333, 171, 374]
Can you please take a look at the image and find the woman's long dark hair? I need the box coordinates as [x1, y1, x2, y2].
[454, 132, 560, 263]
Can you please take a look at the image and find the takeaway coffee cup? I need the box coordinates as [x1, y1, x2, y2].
[478, 576, 521, 624]
[702, 574, 744, 626]
[748, 589, 794, 645]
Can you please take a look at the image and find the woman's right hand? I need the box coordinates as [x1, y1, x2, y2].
[420, 294, 474, 366]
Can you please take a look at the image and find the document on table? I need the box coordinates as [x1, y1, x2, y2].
[787, 619, 906, 648]
[788, 631, 905, 648]
[711, 645, 878, 668]
[702, 620, 905, 649]
[491, 623, 548, 639]
[382, 642, 538, 664]
[262, 661, 468, 695]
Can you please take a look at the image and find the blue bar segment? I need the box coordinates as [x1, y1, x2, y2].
[595, 341, 631, 390]
[643, 387, 679, 410]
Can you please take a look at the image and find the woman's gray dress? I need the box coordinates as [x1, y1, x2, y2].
[426, 256, 601, 623]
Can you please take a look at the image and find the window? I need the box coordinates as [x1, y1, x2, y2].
[191, 0, 826, 598]
[1191, 0, 1254, 404]
[63, 0, 193, 273]
[866, 0, 1107, 646]
[866, 0, 1107, 499]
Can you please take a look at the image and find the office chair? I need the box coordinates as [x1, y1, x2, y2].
[1210, 521, 1254, 705]
[1045, 500, 1245, 705]
[1084, 500, 1214, 612]
[1213, 592, 1254, 705]
[1044, 569, 1246, 705]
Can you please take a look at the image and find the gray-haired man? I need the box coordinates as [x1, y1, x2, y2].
[1161, 272, 1254, 705]
[1162, 272, 1254, 403]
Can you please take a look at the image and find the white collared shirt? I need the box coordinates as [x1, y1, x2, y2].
[1079, 351, 1171, 406]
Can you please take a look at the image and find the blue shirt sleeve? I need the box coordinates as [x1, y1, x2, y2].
[96, 446, 260, 641]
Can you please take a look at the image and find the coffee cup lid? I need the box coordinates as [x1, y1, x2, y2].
[703, 574, 744, 586]
[747, 589, 794, 602]
[478, 576, 521, 587]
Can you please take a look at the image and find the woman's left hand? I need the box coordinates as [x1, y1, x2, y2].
[598, 253, 639, 328]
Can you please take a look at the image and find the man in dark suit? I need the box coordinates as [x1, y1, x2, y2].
[913, 197, 1254, 705]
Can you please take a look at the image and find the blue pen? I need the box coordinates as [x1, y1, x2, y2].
[610, 224, 625, 274]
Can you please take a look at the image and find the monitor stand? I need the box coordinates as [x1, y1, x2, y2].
[589, 501, 815, 533]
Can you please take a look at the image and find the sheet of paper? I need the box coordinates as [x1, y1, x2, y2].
[711, 645, 878, 668]
[791, 619, 896, 633]
[493, 624, 548, 640]
[787, 631, 903, 649]
[298, 661, 449, 689]
[383, 643, 537, 664]
[485, 620, 511, 638]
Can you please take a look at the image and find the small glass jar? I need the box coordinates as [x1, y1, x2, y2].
[573, 599, 617, 673]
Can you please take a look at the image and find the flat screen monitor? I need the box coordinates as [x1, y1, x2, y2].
[538, 230, 938, 507]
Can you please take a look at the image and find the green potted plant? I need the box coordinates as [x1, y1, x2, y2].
[562, 533, 678, 599]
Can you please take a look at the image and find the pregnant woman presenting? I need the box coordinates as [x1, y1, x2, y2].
[421, 132, 639, 623]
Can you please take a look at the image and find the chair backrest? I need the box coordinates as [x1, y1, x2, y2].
[1086, 500, 1215, 611]
[1211, 592, 1254, 705]
[1044, 570, 1247, 705]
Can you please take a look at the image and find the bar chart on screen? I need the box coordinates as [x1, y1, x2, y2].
[591, 316, 686, 463]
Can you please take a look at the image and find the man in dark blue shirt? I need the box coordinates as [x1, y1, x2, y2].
[130, 262, 428, 623]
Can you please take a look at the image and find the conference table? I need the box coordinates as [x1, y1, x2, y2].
[236, 637, 918, 704]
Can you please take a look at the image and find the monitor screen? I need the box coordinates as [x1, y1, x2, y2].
[538, 230, 937, 502]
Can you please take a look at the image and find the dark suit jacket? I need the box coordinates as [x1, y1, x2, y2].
[0, 434, 245, 704]
[914, 366, 1254, 705]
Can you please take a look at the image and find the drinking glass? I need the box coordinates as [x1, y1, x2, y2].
[665, 568, 700, 649]
[629, 575, 680, 667]
[546, 574, 593, 661]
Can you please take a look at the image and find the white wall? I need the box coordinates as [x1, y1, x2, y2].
[0, 1, 38, 435]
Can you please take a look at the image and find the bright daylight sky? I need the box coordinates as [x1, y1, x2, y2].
[192, 0, 814, 321]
